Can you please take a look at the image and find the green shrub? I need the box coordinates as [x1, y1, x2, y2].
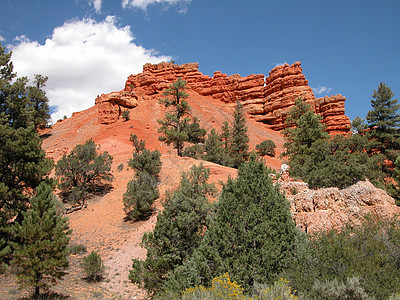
[80, 251, 105, 282]
[117, 163, 124, 171]
[310, 277, 373, 300]
[69, 243, 87, 255]
[253, 278, 297, 300]
[121, 110, 130, 121]
[285, 216, 400, 299]
[123, 172, 159, 221]
[256, 140, 276, 157]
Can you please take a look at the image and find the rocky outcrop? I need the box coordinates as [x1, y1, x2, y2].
[97, 61, 351, 133]
[96, 91, 138, 124]
[279, 179, 400, 233]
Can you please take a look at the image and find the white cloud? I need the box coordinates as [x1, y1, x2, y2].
[0, 35, 5, 42]
[89, 0, 102, 13]
[9, 16, 171, 122]
[312, 86, 332, 95]
[122, 0, 191, 13]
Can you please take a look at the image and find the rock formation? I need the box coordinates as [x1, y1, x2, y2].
[97, 61, 351, 134]
[279, 179, 400, 233]
[96, 91, 138, 124]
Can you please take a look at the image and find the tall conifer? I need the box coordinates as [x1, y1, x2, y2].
[229, 101, 249, 168]
[10, 183, 71, 296]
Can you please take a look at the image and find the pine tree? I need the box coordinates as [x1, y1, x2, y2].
[282, 98, 329, 180]
[229, 101, 249, 168]
[128, 134, 162, 178]
[164, 157, 299, 292]
[282, 98, 368, 189]
[27, 74, 50, 129]
[10, 183, 71, 296]
[158, 78, 206, 156]
[123, 171, 159, 221]
[366, 82, 400, 167]
[202, 128, 224, 165]
[366, 82, 400, 136]
[129, 164, 216, 295]
[0, 43, 53, 270]
[55, 139, 113, 204]
[221, 120, 231, 150]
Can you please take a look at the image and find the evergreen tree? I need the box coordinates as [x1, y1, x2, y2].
[55, 139, 113, 204]
[351, 116, 367, 134]
[124, 134, 161, 221]
[123, 171, 159, 221]
[282, 98, 368, 189]
[256, 140, 276, 157]
[202, 128, 224, 165]
[129, 164, 216, 295]
[282, 98, 329, 180]
[366, 82, 400, 139]
[0, 44, 53, 267]
[229, 101, 250, 168]
[158, 78, 206, 156]
[128, 134, 162, 178]
[366, 82, 400, 176]
[221, 120, 231, 150]
[10, 183, 71, 296]
[165, 157, 299, 292]
[0, 44, 50, 129]
[27, 74, 50, 129]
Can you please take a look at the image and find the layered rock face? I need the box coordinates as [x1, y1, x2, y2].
[97, 61, 350, 134]
[96, 91, 138, 124]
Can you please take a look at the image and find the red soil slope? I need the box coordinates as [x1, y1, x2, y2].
[35, 90, 282, 298]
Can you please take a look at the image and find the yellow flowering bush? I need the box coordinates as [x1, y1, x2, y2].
[182, 273, 249, 300]
[181, 274, 298, 300]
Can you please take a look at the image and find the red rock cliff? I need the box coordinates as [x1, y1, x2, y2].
[97, 61, 350, 134]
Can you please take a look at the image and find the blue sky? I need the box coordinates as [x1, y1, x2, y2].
[1, 0, 399, 122]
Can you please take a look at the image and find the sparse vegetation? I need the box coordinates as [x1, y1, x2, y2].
[81, 251, 105, 282]
[69, 243, 87, 255]
[121, 109, 130, 121]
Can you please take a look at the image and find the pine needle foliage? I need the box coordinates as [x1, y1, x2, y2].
[165, 157, 299, 292]
[123, 171, 159, 221]
[158, 78, 206, 156]
[55, 139, 113, 204]
[80, 251, 105, 282]
[129, 164, 216, 295]
[128, 134, 162, 178]
[229, 101, 250, 168]
[10, 183, 71, 296]
[0, 43, 53, 269]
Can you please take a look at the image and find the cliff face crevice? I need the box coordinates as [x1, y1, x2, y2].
[96, 61, 350, 134]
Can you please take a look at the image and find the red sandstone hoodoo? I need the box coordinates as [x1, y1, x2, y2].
[95, 61, 350, 134]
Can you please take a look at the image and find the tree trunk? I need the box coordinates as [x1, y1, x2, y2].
[35, 286, 40, 297]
